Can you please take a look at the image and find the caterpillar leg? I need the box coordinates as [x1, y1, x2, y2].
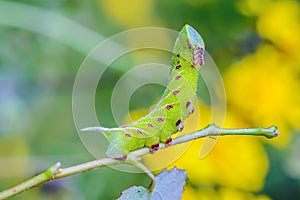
[165, 137, 173, 147]
[150, 143, 160, 153]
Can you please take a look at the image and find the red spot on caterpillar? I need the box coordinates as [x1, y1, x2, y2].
[175, 65, 181, 70]
[157, 117, 164, 122]
[186, 101, 194, 114]
[125, 133, 131, 137]
[175, 118, 184, 131]
[166, 104, 173, 110]
[186, 101, 191, 108]
[147, 122, 154, 128]
[136, 129, 143, 134]
[165, 137, 172, 146]
[176, 119, 182, 126]
[172, 90, 180, 95]
[151, 143, 159, 151]
[121, 125, 127, 128]
[189, 107, 195, 114]
[175, 75, 182, 80]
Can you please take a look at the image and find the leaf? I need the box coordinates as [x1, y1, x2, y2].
[118, 167, 187, 200]
[118, 186, 149, 200]
[150, 167, 187, 200]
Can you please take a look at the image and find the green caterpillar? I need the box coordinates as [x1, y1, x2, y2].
[82, 25, 205, 158]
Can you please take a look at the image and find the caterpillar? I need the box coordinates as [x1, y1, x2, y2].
[82, 25, 205, 158]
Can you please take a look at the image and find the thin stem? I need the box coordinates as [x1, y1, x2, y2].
[0, 159, 122, 200]
[173, 124, 279, 145]
[54, 157, 121, 179]
[0, 124, 279, 199]
[0, 162, 61, 200]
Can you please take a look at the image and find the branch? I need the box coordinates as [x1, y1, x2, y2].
[0, 124, 279, 199]
[0, 162, 61, 200]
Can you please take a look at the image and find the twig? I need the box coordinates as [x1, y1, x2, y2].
[0, 162, 61, 200]
[0, 124, 279, 199]
[0, 158, 122, 199]
[173, 124, 279, 145]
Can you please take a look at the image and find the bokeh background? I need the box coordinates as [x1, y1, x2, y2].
[1, 0, 300, 199]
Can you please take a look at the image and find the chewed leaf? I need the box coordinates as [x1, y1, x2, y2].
[117, 167, 187, 200]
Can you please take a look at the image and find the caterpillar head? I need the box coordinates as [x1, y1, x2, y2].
[172, 24, 205, 69]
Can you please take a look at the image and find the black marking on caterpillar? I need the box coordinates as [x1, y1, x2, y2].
[176, 119, 182, 126]
[176, 65, 181, 70]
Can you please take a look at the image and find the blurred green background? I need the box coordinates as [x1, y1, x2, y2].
[1, 0, 300, 199]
